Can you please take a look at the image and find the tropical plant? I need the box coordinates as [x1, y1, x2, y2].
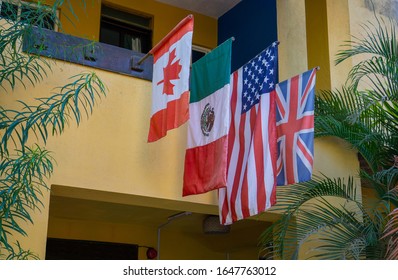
[0, 0, 107, 259]
[382, 207, 398, 259]
[260, 17, 398, 259]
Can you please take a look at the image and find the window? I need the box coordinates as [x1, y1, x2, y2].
[100, 5, 152, 53]
[0, 0, 57, 30]
[192, 44, 210, 64]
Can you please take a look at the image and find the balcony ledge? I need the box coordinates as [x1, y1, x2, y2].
[23, 28, 153, 81]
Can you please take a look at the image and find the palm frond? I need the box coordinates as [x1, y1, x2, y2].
[361, 168, 398, 207]
[381, 208, 398, 259]
[315, 87, 397, 172]
[0, 7, 55, 90]
[335, 19, 398, 100]
[274, 175, 359, 210]
[0, 50, 51, 90]
[0, 145, 54, 246]
[260, 176, 362, 259]
[4, 241, 39, 260]
[0, 0, 90, 91]
[316, 88, 367, 123]
[296, 200, 369, 260]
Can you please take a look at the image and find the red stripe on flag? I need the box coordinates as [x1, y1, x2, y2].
[230, 111, 247, 222]
[253, 104, 266, 212]
[301, 115, 314, 129]
[227, 72, 238, 169]
[284, 76, 299, 183]
[183, 135, 228, 196]
[275, 93, 285, 117]
[277, 155, 283, 178]
[297, 137, 314, 166]
[240, 168, 250, 219]
[300, 69, 316, 108]
[219, 189, 230, 225]
[240, 105, 257, 218]
[147, 91, 190, 142]
[268, 90, 278, 206]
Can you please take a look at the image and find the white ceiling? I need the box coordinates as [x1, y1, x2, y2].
[156, 0, 241, 18]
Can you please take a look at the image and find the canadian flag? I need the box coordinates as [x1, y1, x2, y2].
[148, 15, 194, 142]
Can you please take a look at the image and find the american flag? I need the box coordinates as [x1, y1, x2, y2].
[218, 42, 278, 225]
[275, 68, 316, 185]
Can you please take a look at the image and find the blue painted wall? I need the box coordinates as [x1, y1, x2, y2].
[218, 0, 278, 72]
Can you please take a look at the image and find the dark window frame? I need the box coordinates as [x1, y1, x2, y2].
[191, 44, 210, 64]
[99, 4, 152, 53]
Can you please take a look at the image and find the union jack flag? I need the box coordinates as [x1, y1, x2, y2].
[275, 68, 317, 186]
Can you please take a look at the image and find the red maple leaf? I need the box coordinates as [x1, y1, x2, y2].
[157, 49, 182, 95]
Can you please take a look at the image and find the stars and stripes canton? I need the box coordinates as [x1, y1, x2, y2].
[275, 68, 316, 186]
[218, 42, 278, 225]
[241, 44, 277, 113]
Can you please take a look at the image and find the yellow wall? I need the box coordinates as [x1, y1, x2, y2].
[304, 0, 352, 90]
[58, 0, 217, 49]
[325, 0, 352, 88]
[348, 0, 397, 69]
[58, 0, 102, 41]
[277, 0, 308, 81]
[42, 66, 217, 205]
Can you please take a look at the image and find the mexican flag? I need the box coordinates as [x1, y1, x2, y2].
[183, 38, 232, 196]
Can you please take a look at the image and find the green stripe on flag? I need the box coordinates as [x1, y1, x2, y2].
[189, 38, 232, 103]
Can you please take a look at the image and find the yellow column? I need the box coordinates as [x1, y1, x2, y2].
[277, 0, 308, 81]
[305, 0, 332, 91]
[326, 0, 352, 89]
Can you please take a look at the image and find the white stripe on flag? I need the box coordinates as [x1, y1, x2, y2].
[187, 84, 230, 149]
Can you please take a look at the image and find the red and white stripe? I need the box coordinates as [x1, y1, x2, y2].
[219, 70, 277, 225]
